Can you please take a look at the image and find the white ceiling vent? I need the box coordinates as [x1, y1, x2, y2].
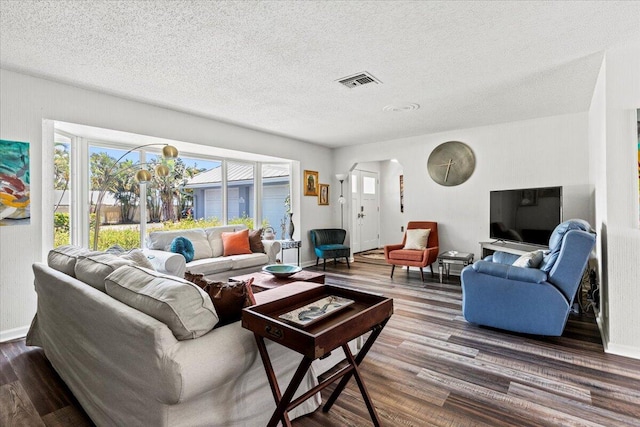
[337, 72, 381, 88]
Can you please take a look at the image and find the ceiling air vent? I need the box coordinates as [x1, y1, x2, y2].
[337, 72, 381, 88]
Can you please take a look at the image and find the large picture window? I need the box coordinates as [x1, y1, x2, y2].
[261, 164, 291, 239]
[52, 124, 292, 250]
[227, 161, 255, 227]
[88, 144, 143, 249]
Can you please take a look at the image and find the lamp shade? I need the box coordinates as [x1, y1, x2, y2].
[162, 145, 179, 159]
[155, 164, 170, 177]
[335, 173, 347, 182]
[135, 169, 152, 183]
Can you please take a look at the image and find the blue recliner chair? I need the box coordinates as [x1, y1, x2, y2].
[461, 219, 596, 336]
[309, 229, 350, 270]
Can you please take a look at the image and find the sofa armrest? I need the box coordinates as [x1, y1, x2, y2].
[425, 246, 439, 263]
[142, 249, 186, 277]
[471, 260, 548, 283]
[384, 244, 404, 257]
[262, 240, 281, 264]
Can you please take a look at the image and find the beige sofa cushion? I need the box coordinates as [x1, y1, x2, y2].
[105, 266, 218, 340]
[205, 225, 247, 258]
[147, 229, 213, 260]
[47, 244, 102, 277]
[229, 253, 269, 270]
[75, 253, 135, 292]
[186, 258, 234, 276]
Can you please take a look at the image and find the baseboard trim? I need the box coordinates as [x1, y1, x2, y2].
[0, 325, 29, 343]
[605, 343, 640, 360]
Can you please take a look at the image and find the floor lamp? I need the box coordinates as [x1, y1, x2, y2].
[335, 174, 347, 229]
[92, 143, 179, 250]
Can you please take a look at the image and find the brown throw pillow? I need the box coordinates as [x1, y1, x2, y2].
[248, 229, 265, 253]
[184, 271, 210, 289]
[184, 272, 255, 326]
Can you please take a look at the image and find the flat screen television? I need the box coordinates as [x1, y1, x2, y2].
[490, 186, 562, 246]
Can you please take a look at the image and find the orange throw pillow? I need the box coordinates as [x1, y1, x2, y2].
[221, 229, 252, 256]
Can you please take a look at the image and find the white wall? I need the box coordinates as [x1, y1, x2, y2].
[599, 42, 640, 359]
[0, 69, 334, 340]
[334, 113, 593, 269]
[588, 56, 608, 339]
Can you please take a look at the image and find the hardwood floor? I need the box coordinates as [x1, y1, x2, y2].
[2, 259, 640, 426]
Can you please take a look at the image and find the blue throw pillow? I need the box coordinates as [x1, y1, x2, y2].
[170, 237, 195, 263]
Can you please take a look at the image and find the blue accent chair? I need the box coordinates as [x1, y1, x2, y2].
[309, 229, 350, 271]
[461, 219, 596, 336]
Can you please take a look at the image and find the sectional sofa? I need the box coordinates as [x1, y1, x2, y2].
[143, 224, 281, 280]
[27, 245, 355, 426]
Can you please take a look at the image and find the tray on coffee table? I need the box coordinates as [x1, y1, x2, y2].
[242, 283, 393, 427]
[242, 283, 392, 359]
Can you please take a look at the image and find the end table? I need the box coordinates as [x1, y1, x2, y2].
[437, 251, 474, 283]
[277, 239, 302, 266]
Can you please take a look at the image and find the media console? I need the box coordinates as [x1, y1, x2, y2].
[480, 241, 548, 259]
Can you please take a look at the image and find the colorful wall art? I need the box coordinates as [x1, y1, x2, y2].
[0, 140, 31, 226]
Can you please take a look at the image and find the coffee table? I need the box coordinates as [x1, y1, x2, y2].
[242, 283, 393, 427]
[437, 251, 474, 283]
[229, 269, 325, 292]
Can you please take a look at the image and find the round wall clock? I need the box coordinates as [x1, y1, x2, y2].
[427, 141, 475, 186]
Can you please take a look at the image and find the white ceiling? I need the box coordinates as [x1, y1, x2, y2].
[2, 1, 640, 148]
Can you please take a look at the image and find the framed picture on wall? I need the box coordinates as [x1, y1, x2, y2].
[318, 184, 329, 205]
[0, 139, 31, 226]
[400, 175, 404, 213]
[304, 170, 319, 196]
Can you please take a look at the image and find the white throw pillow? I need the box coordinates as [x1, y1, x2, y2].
[512, 250, 544, 268]
[119, 248, 155, 270]
[403, 229, 431, 250]
[105, 265, 218, 340]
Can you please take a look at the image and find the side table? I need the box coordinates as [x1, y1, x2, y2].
[277, 239, 302, 266]
[242, 283, 393, 427]
[437, 251, 474, 283]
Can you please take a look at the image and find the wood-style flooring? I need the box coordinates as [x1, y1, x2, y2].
[2, 258, 640, 426]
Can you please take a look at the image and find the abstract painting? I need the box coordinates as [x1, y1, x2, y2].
[0, 140, 30, 226]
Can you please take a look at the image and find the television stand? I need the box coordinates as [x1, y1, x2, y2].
[480, 241, 548, 258]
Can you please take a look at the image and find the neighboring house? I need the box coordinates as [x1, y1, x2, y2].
[184, 163, 290, 233]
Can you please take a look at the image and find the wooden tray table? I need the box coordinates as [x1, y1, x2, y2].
[242, 283, 393, 427]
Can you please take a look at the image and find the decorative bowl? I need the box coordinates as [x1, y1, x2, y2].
[262, 264, 302, 278]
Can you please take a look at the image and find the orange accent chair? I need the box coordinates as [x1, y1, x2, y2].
[384, 221, 439, 281]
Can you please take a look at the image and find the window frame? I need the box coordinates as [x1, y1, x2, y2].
[53, 133, 292, 249]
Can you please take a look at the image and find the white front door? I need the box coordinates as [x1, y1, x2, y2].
[351, 170, 379, 253]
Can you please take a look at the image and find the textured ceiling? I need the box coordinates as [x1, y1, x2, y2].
[2, 1, 640, 147]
